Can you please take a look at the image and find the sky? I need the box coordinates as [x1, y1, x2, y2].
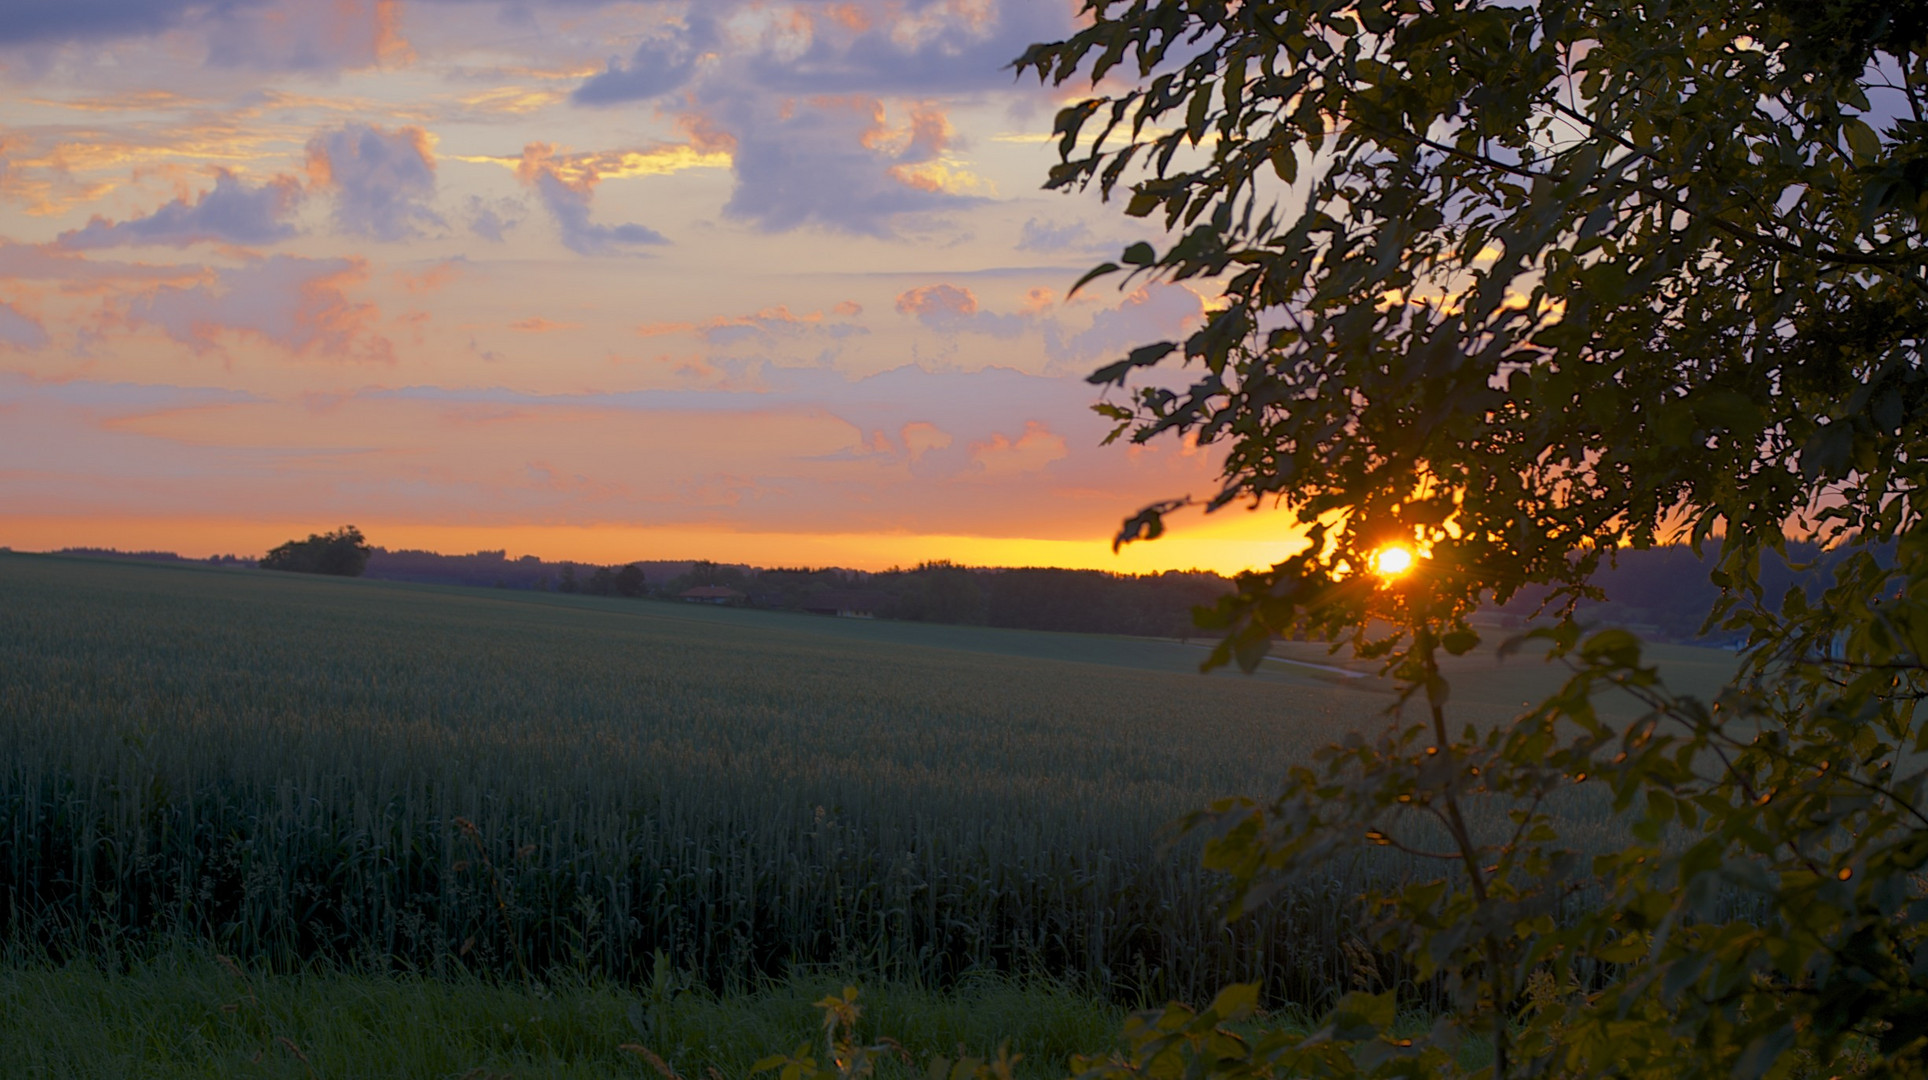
[0, 0, 1305, 573]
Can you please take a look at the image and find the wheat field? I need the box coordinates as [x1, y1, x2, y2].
[0, 552, 1727, 1006]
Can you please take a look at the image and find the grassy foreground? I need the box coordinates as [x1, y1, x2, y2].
[0, 954, 1121, 1080]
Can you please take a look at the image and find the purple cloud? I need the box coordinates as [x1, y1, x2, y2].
[534, 172, 667, 254]
[515, 144, 669, 254]
[0, 372, 259, 411]
[572, 13, 716, 105]
[464, 195, 522, 242]
[1017, 218, 1097, 254]
[3, 0, 409, 70]
[741, 1, 1076, 97]
[0, 302, 48, 349]
[54, 171, 301, 250]
[306, 122, 444, 241]
[1047, 284, 1208, 369]
[709, 94, 976, 237]
[0, 0, 251, 45]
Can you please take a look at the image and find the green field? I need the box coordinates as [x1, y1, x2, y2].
[0, 553, 1730, 1015]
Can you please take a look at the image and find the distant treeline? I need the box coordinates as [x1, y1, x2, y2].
[360, 548, 704, 593]
[56, 547, 254, 566]
[1491, 541, 1853, 645]
[748, 562, 1231, 639]
[47, 541, 1866, 645]
[359, 550, 1228, 639]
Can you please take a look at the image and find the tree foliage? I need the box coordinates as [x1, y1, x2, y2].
[258, 526, 371, 577]
[1019, 0, 1928, 1076]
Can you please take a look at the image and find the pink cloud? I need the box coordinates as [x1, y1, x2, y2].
[970, 420, 1068, 478]
[636, 321, 696, 338]
[510, 317, 580, 333]
[394, 259, 463, 294]
[896, 283, 1028, 337]
[124, 255, 393, 362]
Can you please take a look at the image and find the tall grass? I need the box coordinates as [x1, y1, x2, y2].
[0, 553, 1670, 1006]
[0, 951, 1123, 1079]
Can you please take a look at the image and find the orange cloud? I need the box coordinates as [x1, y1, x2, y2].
[896, 283, 978, 318]
[822, 3, 873, 32]
[374, 0, 415, 67]
[636, 321, 696, 338]
[677, 112, 739, 156]
[509, 317, 580, 333]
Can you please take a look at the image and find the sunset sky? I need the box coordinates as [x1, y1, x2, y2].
[0, 0, 1303, 573]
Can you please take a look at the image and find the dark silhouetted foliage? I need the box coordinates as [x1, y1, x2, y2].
[1021, 0, 1928, 1075]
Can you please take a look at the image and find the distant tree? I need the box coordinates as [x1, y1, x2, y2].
[615, 564, 646, 598]
[558, 564, 579, 594]
[258, 526, 370, 577]
[587, 566, 616, 596]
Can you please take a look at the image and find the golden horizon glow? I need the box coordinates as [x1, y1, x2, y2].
[0, 513, 1318, 578]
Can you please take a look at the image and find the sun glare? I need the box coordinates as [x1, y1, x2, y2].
[1373, 545, 1416, 578]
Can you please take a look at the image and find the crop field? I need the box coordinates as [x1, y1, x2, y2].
[0, 553, 1733, 1009]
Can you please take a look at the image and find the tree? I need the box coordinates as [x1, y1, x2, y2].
[615, 563, 647, 598]
[587, 566, 617, 596]
[1021, 2, 1927, 1077]
[258, 526, 371, 577]
[558, 564, 579, 594]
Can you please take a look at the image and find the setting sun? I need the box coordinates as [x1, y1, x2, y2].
[1373, 545, 1416, 578]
